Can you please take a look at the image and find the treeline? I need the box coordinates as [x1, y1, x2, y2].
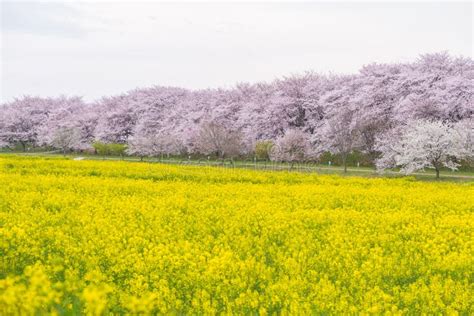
[1, 52, 473, 177]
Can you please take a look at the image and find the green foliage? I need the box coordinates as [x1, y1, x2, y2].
[254, 140, 274, 160]
[108, 143, 127, 156]
[93, 142, 127, 157]
[318, 151, 374, 167]
[92, 142, 108, 156]
[456, 159, 474, 172]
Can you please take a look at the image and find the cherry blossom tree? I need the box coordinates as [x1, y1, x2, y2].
[353, 63, 403, 162]
[270, 129, 310, 166]
[315, 76, 362, 173]
[1, 52, 472, 165]
[127, 133, 181, 160]
[36, 96, 93, 151]
[126, 136, 153, 160]
[94, 94, 139, 144]
[194, 121, 243, 158]
[50, 127, 83, 155]
[455, 118, 474, 166]
[375, 120, 469, 178]
[0, 96, 54, 150]
[393, 52, 474, 123]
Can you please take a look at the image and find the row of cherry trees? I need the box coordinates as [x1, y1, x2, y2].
[1, 52, 473, 176]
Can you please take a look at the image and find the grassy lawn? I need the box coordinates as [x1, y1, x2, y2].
[1, 152, 473, 182]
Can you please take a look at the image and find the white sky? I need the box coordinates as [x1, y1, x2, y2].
[1, 1, 473, 103]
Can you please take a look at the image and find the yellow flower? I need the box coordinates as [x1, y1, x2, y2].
[0, 156, 473, 314]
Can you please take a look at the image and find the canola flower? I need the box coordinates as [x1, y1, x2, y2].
[0, 156, 473, 314]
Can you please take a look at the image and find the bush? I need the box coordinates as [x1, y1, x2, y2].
[254, 140, 274, 160]
[93, 142, 108, 156]
[93, 142, 127, 157]
[108, 143, 127, 157]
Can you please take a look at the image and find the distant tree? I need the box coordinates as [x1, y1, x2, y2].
[0, 96, 53, 150]
[195, 121, 243, 158]
[126, 136, 153, 160]
[352, 63, 403, 163]
[393, 52, 474, 123]
[326, 111, 360, 173]
[0, 113, 7, 149]
[271, 129, 310, 167]
[375, 120, 469, 178]
[454, 118, 474, 167]
[310, 74, 366, 173]
[0, 52, 472, 166]
[51, 127, 83, 155]
[127, 133, 181, 160]
[36, 96, 92, 151]
[94, 95, 139, 144]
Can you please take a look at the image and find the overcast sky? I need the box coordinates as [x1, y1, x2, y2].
[1, 1, 472, 103]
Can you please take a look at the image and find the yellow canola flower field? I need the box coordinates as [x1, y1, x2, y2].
[0, 156, 473, 315]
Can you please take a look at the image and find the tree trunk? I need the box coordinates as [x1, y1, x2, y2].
[435, 168, 440, 179]
[342, 155, 347, 173]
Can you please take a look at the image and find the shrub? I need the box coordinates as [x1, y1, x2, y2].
[254, 140, 274, 160]
[93, 142, 127, 157]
